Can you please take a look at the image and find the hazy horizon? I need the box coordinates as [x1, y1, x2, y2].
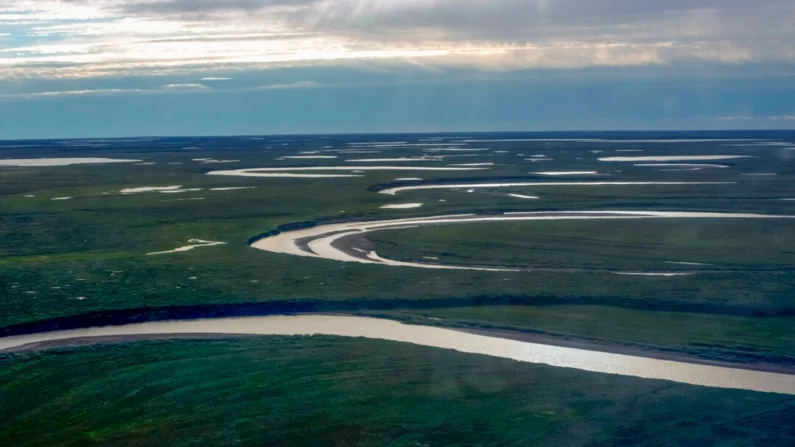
[1, 1, 794, 138]
[3, 128, 795, 143]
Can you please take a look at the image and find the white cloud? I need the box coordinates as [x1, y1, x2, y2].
[0, 84, 207, 100]
[162, 83, 208, 90]
[0, 88, 146, 99]
[0, 80, 324, 101]
[719, 115, 795, 121]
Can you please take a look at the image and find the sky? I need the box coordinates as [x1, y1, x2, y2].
[1, 0, 794, 139]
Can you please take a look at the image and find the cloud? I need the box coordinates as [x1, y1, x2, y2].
[0, 83, 208, 100]
[256, 80, 320, 89]
[0, 80, 325, 101]
[116, 0, 320, 16]
[0, 88, 147, 99]
[719, 115, 795, 121]
[201, 77, 231, 80]
[162, 83, 208, 90]
[0, 0, 794, 79]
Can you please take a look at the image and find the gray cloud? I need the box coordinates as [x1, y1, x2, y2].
[68, 0, 775, 18]
[293, 0, 789, 39]
[54, 0, 790, 30]
[96, 0, 790, 30]
[117, 0, 320, 15]
[3, 0, 794, 79]
[113, 0, 793, 57]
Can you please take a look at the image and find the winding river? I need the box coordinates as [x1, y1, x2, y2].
[6, 168, 792, 397]
[251, 210, 795, 273]
[2, 315, 793, 395]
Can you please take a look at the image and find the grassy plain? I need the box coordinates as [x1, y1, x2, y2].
[369, 219, 795, 271]
[1, 133, 794, 364]
[3, 336, 795, 446]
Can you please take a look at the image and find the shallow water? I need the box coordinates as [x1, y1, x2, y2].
[345, 157, 440, 162]
[160, 188, 203, 194]
[207, 166, 487, 178]
[242, 166, 482, 171]
[379, 181, 734, 195]
[146, 239, 226, 255]
[424, 148, 490, 152]
[533, 171, 599, 176]
[120, 185, 182, 194]
[277, 155, 338, 159]
[463, 139, 767, 143]
[507, 193, 539, 199]
[614, 272, 693, 277]
[600, 155, 752, 162]
[208, 172, 364, 178]
[634, 163, 730, 168]
[380, 203, 423, 209]
[1, 315, 793, 394]
[209, 187, 255, 191]
[0, 157, 141, 167]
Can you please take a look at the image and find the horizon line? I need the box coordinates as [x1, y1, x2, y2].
[2, 128, 795, 143]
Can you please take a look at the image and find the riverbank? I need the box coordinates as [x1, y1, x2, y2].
[2, 299, 795, 369]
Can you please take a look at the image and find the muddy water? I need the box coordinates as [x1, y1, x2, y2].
[1, 315, 793, 395]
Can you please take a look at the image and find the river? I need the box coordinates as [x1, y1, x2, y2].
[1, 315, 793, 395]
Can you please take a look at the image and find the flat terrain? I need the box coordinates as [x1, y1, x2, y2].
[369, 219, 795, 271]
[2, 131, 795, 444]
[1, 133, 794, 360]
[3, 336, 795, 446]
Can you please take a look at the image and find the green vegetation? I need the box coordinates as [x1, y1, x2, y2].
[3, 336, 795, 446]
[1, 136, 794, 365]
[369, 219, 795, 270]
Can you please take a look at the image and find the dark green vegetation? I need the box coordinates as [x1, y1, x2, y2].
[3, 336, 795, 446]
[369, 219, 795, 271]
[1, 133, 794, 360]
